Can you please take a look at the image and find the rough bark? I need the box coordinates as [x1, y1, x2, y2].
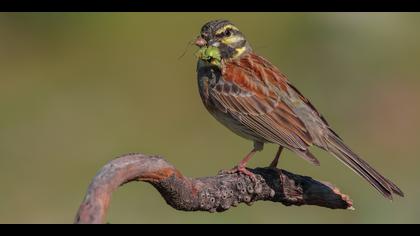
[75, 153, 353, 224]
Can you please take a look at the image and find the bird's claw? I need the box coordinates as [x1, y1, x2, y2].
[219, 166, 258, 182]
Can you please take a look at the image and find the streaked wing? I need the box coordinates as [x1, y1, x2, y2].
[210, 53, 325, 152]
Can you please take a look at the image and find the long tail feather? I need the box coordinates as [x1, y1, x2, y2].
[325, 131, 404, 199]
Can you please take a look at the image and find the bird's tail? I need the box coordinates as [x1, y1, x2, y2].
[325, 130, 404, 199]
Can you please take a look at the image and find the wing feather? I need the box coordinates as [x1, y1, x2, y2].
[209, 53, 317, 153]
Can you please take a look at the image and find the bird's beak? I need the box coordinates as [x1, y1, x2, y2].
[195, 36, 207, 47]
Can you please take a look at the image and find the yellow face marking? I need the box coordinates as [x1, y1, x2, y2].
[215, 25, 239, 35]
[234, 46, 246, 58]
[221, 35, 243, 45]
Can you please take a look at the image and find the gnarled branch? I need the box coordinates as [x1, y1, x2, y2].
[74, 153, 353, 224]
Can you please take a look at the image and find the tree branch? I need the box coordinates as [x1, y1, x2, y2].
[74, 153, 354, 224]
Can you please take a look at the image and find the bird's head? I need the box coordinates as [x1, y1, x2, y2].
[195, 20, 252, 66]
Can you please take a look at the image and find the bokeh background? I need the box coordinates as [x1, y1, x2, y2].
[0, 13, 419, 224]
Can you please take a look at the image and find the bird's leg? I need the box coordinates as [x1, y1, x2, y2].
[234, 148, 258, 177]
[220, 142, 264, 182]
[269, 146, 284, 168]
[221, 148, 258, 181]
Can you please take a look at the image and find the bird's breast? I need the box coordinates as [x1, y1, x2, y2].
[196, 60, 266, 143]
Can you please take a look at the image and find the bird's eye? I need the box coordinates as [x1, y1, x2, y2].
[216, 29, 232, 38]
[223, 29, 232, 37]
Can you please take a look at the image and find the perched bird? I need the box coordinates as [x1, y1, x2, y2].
[194, 19, 404, 199]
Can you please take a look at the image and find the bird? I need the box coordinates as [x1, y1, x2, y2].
[194, 19, 404, 200]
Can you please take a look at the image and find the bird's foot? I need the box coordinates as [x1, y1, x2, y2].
[219, 166, 257, 182]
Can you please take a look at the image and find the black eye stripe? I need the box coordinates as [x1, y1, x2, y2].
[223, 30, 231, 36]
[215, 29, 240, 37]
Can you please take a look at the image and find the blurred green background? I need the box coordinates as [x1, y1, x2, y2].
[0, 13, 419, 224]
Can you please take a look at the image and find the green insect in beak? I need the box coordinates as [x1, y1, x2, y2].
[196, 46, 222, 67]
